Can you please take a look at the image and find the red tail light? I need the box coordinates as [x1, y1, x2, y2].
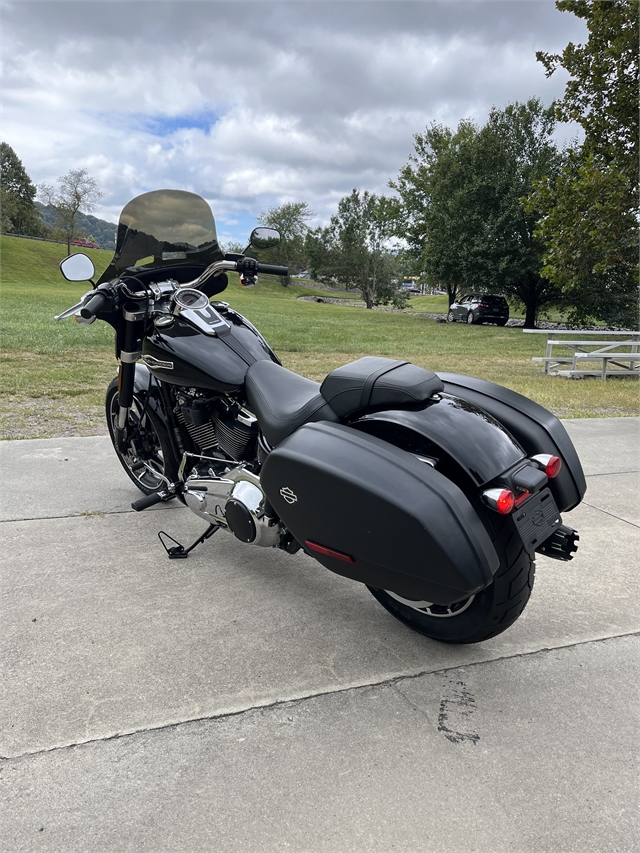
[545, 456, 562, 478]
[482, 488, 515, 515]
[532, 454, 562, 479]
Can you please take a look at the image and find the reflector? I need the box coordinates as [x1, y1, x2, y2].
[305, 540, 355, 564]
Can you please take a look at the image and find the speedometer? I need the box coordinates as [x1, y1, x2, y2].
[173, 288, 209, 311]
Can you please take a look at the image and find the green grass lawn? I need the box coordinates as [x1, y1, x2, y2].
[1, 234, 637, 438]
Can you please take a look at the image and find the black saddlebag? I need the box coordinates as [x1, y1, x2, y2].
[260, 422, 500, 605]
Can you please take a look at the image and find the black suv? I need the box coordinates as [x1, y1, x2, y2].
[447, 293, 509, 325]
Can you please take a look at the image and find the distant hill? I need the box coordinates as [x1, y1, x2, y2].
[36, 202, 117, 250]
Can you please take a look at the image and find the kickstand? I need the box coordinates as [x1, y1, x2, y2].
[158, 523, 220, 559]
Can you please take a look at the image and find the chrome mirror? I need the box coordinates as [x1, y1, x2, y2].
[250, 227, 280, 250]
[60, 253, 95, 282]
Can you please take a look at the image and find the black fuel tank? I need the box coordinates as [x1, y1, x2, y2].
[142, 310, 278, 392]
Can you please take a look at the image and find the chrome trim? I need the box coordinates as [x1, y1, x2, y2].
[531, 454, 554, 469]
[178, 303, 230, 337]
[117, 406, 130, 430]
[120, 350, 141, 364]
[181, 456, 281, 547]
[482, 487, 510, 511]
[123, 308, 147, 322]
[140, 355, 174, 370]
[153, 315, 174, 328]
[181, 259, 238, 290]
[172, 288, 209, 312]
[54, 291, 93, 322]
[237, 408, 258, 427]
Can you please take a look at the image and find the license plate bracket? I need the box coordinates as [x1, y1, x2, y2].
[512, 488, 561, 555]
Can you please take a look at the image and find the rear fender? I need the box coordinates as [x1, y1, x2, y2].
[436, 374, 586, 512]
[354, 393, 526, 489]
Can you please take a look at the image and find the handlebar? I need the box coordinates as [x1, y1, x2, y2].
[80, 289, 110, 319]
[256, 263, 289, 277]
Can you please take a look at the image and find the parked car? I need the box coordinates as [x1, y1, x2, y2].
[447, 293, 509, 325]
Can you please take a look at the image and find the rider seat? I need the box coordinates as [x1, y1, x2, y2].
[245, 357, 444, 447]
[245, 361, 339, 447]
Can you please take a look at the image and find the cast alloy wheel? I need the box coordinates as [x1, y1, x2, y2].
[106, 379, 178, 494]
[385, 591, 476, 618]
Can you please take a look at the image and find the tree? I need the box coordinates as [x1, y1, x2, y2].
[527, 151, 638, 327]
[392, 100, 561, 326]
[391, 121, 477, 310]
[532, 0, 639, 328]
[257, 201, 313, 285]
[38, 168, 103, 254]
[479, 100, 563, 327]
[310, 189, 407, 309]
[0, 142, 41, 235]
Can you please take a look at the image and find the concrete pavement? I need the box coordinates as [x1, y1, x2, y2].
[1, 418, 638, 852]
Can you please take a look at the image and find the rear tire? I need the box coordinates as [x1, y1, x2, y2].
[466, 311, 475, 325]
[497, 319, 507, 326]
[106, 379, 179, 495]
[368, 521, 535, 644]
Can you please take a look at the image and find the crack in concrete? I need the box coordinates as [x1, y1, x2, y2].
[580, 501, 640, 529]
[0, 508, 178, 524]
[585, 470, 639, 477]
[2, 630, 638, 764]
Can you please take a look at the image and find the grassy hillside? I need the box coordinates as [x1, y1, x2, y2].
[1, 234, 637, 439]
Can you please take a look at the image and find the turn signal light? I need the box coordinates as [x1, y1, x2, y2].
[532, 454, 562, 479]
[482, 488, 515, 515]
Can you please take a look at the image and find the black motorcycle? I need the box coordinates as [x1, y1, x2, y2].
[55, 189, 583, 644]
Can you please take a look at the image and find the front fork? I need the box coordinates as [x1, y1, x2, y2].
[115, 309, 145, 453]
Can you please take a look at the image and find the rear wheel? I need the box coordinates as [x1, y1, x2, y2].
[368, 520, 534, 644]
[466, 311, 475, 325]
[497, 319, 507, 326]
[106, 379, 179, 495]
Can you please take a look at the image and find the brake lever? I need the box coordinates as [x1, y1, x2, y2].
[54, 291, 94, 322]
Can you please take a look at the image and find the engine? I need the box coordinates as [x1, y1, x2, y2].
[183, 461, 282, 547]
[174, 391, 283, 547]
[175, 390, 258, 461]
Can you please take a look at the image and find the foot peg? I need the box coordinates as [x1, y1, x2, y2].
[131, 489, 173, 511]
[535, 524, 579, 561]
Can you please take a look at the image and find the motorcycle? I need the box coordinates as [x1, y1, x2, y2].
[55, 189, 584, 644]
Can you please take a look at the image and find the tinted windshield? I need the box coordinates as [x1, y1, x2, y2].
[97, 189, 223, 283]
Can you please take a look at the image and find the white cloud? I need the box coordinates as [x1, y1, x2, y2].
[2, 0, 587, 238]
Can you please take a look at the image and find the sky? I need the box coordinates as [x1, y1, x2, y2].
[1, 0, 587, 247]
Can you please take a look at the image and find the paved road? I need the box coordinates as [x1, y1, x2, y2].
[1, 418, 638, 852]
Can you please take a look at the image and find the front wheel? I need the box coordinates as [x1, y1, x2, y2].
[368, 523, 534, 644]
[106, 379, 179, 494]
[447, 310, 455, 322]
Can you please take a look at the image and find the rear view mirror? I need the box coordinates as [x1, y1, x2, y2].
[250, 227, 280, 250]
[60, 253, 95, 282]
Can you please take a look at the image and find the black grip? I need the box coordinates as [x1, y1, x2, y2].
[256, 263, 289, 277]
[131, 490, 169, 512]
[80, 290, 109, 319]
